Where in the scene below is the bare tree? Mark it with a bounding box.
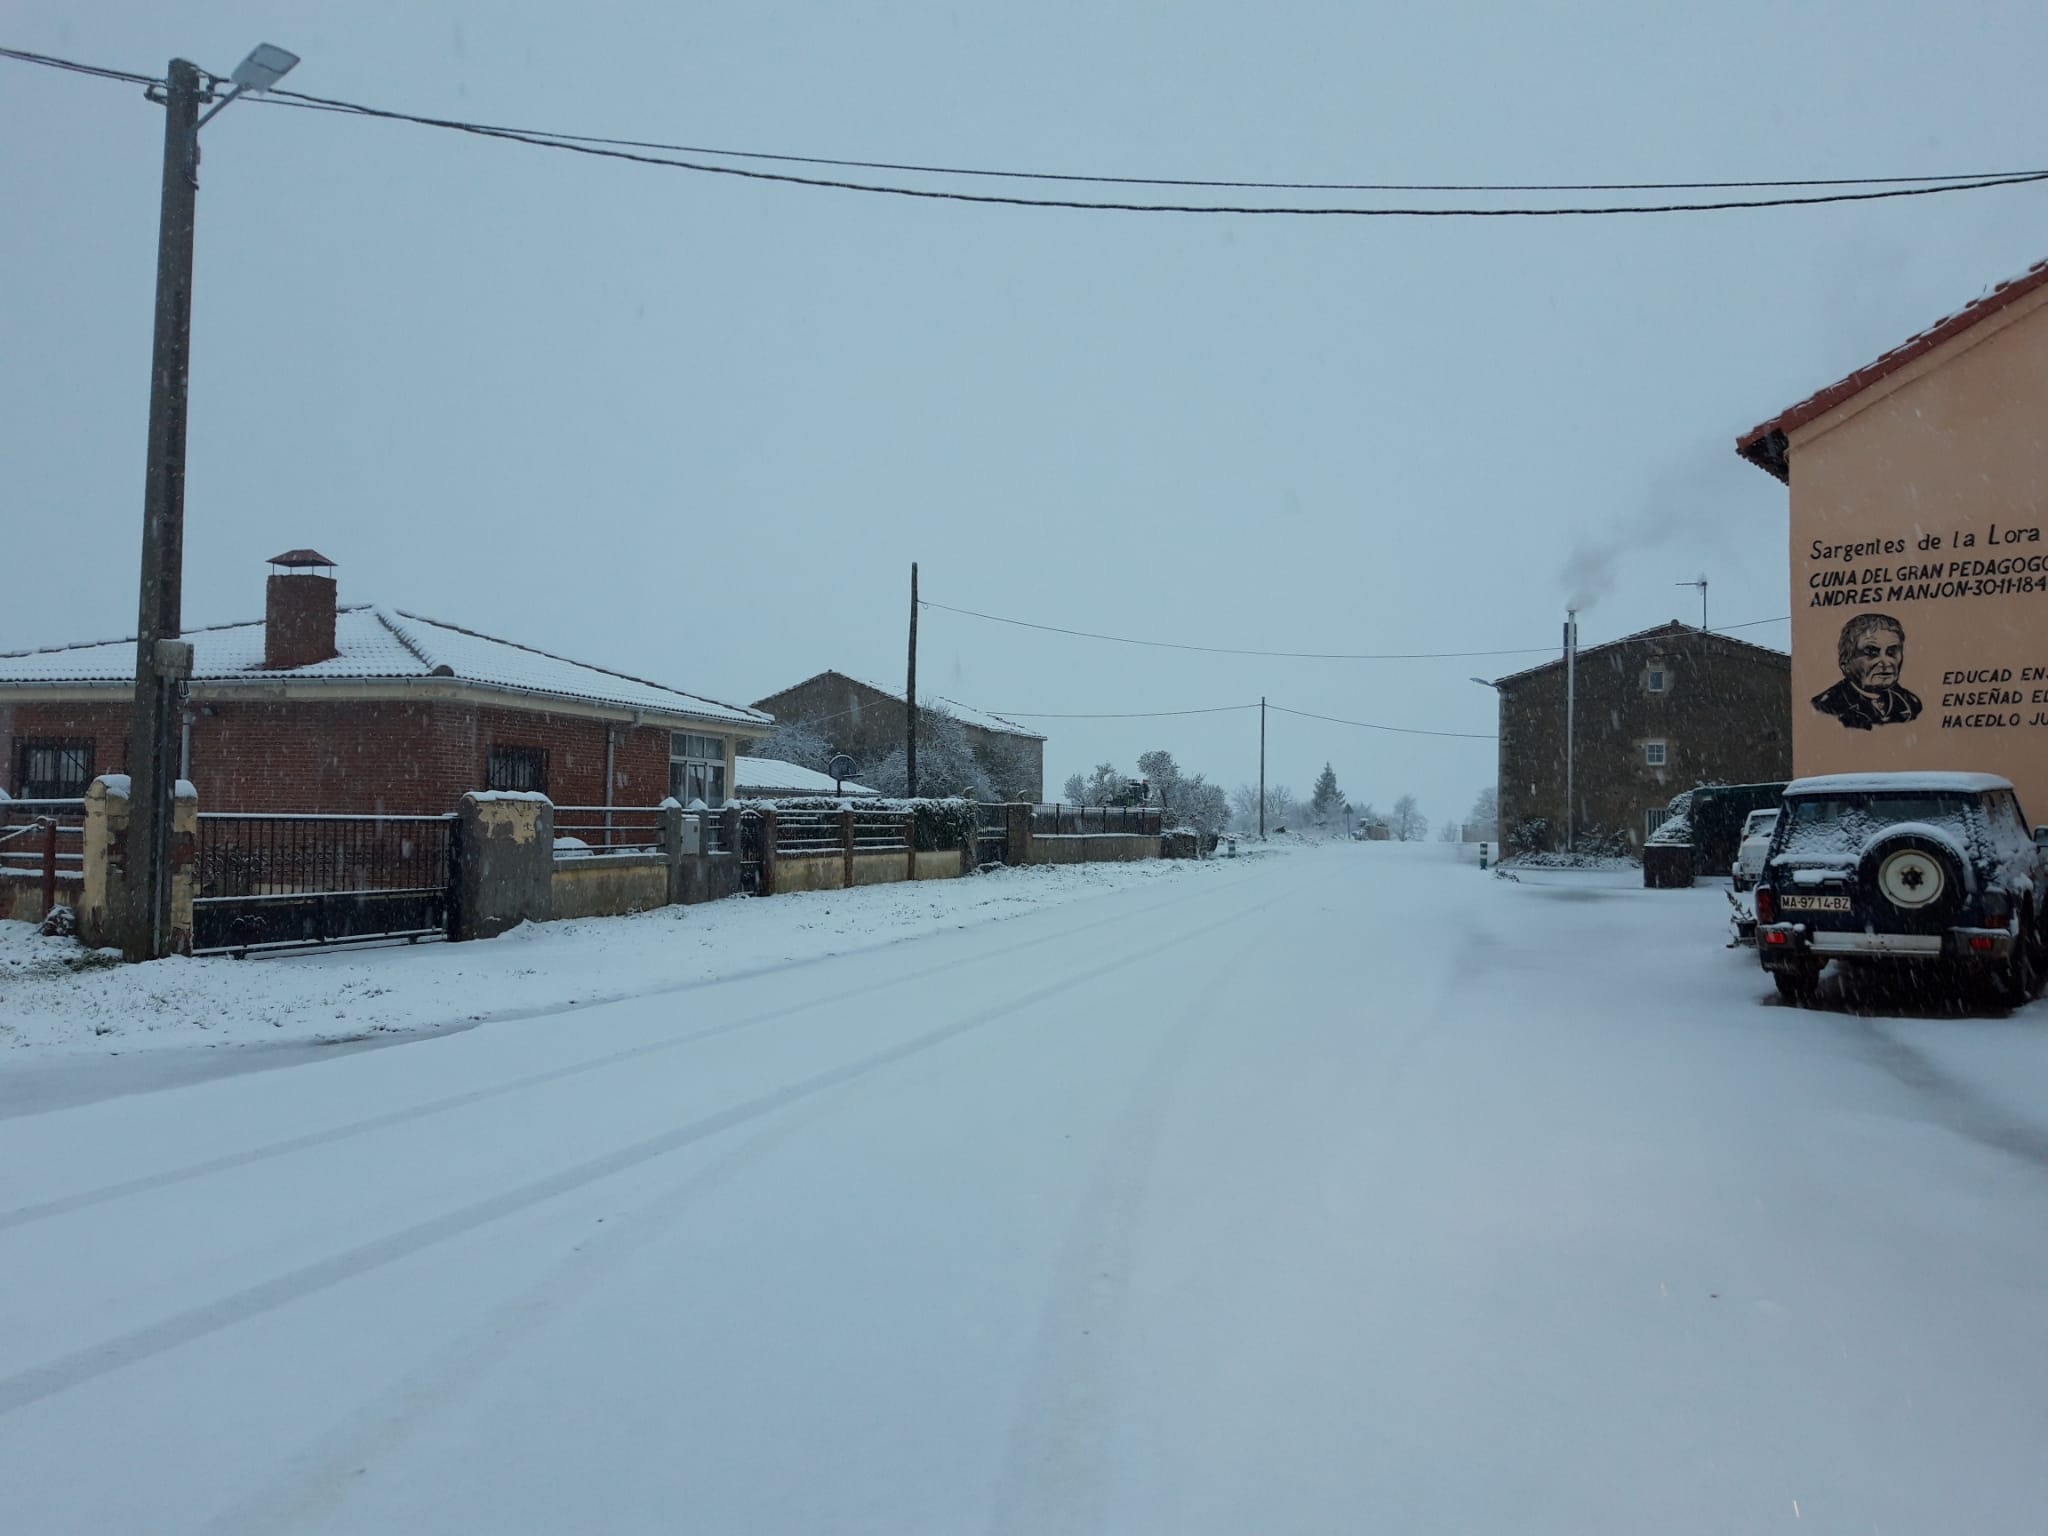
[868,708,990,799]
[1466,786,1499,843]
[1390,793,1427,841]
[750,720,834,773]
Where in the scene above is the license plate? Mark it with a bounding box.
[1780,894,1851,912]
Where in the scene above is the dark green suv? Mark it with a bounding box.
[1756,771,2048,1007]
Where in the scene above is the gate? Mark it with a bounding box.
[736,807,766,895]
[974,802,1010,867]
[193,812,459,955]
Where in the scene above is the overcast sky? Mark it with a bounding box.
[6,2,2047,824]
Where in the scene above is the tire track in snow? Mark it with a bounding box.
[0,865,1270,1233]
[0,883,1304,1420]
[192,1081,864,1536]
[987,902,1288,1536]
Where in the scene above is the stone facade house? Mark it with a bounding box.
[1489,621,1791,853]
[750,671,1045,801]
[0,553,767,815]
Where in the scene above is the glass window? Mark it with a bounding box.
[1646,668,1667,693]
[1644,806,1665,839]
[486,745,548,794]
[1644,741,1667,767]
[15,738,94,799]
[670,733,728,807]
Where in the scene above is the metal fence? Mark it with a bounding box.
[192,811,458,954]
[767,807,915,857]
[0,797,86,912]
[771,808,843,855]
[1030,803,1163,836]
[552,804,665,857]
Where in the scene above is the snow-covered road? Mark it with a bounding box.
[4,844,2047,1533]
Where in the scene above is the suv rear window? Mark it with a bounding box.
[1778,793,1975,853]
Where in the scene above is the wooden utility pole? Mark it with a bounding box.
[1259,696,1267,840]
[124,59,203,961]
[906,562,919,797]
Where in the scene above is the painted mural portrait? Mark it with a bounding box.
[1812,613,1922,730]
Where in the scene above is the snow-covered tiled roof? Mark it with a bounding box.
[734,756,879,796]
[0,605,768,727]
[1738,256,2048,482]
[1489,620,1788,687]
[761,671,1043,741]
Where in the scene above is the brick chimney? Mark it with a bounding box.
[263,549,339,669]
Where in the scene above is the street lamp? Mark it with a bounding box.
[197,43,300,126]
[1469,676,1498,689]
[124,45,298,960]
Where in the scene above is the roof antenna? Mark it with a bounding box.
[1675,576,1707,631]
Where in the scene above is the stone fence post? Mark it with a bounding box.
[77,774,197,955]
[455,792,554,940]
[1006,801,1034,866]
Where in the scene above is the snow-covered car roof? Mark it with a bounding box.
[1784,771,2015,797]
[0,605,768,727]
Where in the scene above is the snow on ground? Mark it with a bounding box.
[2,842,2046,1534]
[0,856,1213,1059]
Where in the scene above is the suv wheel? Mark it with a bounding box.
[1773,964,1822,1006]
[1858,831,1968,934]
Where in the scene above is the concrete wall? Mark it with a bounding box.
[1782,287,2048,822]
[551,853,670,921]
[0,871,74,926]
[673,853,742,906]
[851,850,912,887]
[914,848,964,881]
[773,852,846,894]
[1496,627,1791,852]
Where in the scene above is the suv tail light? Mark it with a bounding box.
[1980,889,2010,925]
[1755,885,1776,924]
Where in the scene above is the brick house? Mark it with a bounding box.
[1488,621,1791,852]
[750,671,1045,801]
[0,553,768,814]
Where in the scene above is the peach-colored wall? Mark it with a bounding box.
[1784,287,2048,823]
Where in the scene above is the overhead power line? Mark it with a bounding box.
[243,88,2048,195]
[980,704,1262,720]
[1267,704,1495,740]
[923,598,1788,661]
[238,90,2048,217]
[986,699,1494,739]
[8,46,2045,215]
[0,44,160,86]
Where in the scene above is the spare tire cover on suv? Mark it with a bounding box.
[1857,830,1968,933]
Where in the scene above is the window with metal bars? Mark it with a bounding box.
[486,745,548,794]
[15,738,94,798]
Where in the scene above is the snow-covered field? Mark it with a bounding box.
[3,841,2046,1533]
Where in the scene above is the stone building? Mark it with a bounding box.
[1488,621,1791,853]
[750,671,1045,801]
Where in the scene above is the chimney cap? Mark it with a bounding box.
[268,548,336,572]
